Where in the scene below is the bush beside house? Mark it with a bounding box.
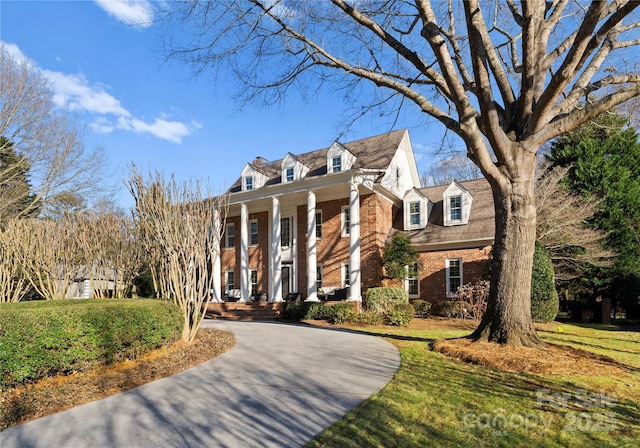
[531,242,559,322]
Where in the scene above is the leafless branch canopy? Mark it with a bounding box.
[164,0,640,185]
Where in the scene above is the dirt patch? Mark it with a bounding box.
[432,338,627,375]
[1,328,235,430]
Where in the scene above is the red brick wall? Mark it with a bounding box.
[417,245,492,304]
[220,212,269,294]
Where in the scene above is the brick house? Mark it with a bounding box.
[210,129,494,306]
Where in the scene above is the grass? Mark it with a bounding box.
[307,319,640,448]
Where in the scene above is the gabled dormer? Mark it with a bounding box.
[327,142,356,174]
[281,153,309,183]
[240,163,269,191]
[443,181,473,226]
[403,188,432,230]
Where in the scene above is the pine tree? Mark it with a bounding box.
[0,136,39,219]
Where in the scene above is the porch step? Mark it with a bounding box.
[205,302,284,320]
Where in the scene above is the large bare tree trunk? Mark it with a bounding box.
[471,155,542,346]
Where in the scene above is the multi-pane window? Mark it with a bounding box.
[342,263,350,288]
[315,211,322,239]
[244,176,253,191]
[446,258,462,296]
[332,156,342,173]
[407,263,419,296]
[285,167,294,182]
[409,201,420,226]
[225,223,235,248]
[341,206,350,236]
[281,217,291,248]
[450,195,462,221]
[250,220,258,246]
[250,269,258,298]
[226,271,235,292]
[316,264,323,290]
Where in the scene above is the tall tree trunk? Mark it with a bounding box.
[471,155,543,347]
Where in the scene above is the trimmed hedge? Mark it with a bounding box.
[435,301,473,318]
[364,287,409,314]
[531,242,559,322]
[411,300,432,318]
[0,299,183,388]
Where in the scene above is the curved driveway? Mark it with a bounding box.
[1,320,400,448]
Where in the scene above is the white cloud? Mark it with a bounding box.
[2,41,197,144]
[117,116,200,144]
[43,70,131,117]
[94,0,155,29]
[90,117,115,134]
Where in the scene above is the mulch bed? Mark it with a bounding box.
[1,328,235,430]
[432,338,628,375]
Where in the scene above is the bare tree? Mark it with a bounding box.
[163,1,640,346]
[75,210,141,298]
[10,218,81,300]
[127,168,227,343]
[420,153,482,186]
[0,45,109,220]
[0,221,30,303]
[536,164,615,280]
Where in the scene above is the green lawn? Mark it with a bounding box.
[308,322,639,448]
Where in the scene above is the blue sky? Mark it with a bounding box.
[1,0,447,206]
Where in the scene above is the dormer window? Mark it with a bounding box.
[280,153,309,184]
[450,195,462,221]
[403,188,431,230]
[327,141,356,174]
[285,167,294,182]
[244,176,253,191]
[332,156,342,173]
[443,182,473,226]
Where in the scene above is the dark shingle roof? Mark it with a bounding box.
[228,130,407,193]
[406,178,495,246]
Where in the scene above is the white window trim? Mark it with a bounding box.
[250,269,258,298]
[342,263,350,288]
[281,216,291,248]
[225,270,235,292]
[332,156,342,173]
[225,223,235,248]
[409,201,421,226]
[449,195,462,222]
[284,166,295,183]
[249,219,258,246]
[316,263,323,290]
[341,205,350,237]
[315,210,322,239]
[445,258,463,298]
[244,176,254,191]
[405,262,420,298]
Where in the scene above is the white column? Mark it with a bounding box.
[240,202,250,302]
[348,179,362,301]
[306,190,318,302]
[271,196,283,302]
[211,209,222,302]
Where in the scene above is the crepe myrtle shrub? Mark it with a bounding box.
[455,281,490,320]
[0,299,182,389]
[531,241,559,323]
[411,300,432,318]
[365,287,409,314]
[385,303,415,326]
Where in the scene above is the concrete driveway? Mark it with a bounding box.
[1,320,400,448]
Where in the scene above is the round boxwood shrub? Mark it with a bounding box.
[364,287,409,314]
[385,303,414,326]
[0,299,183,388]
[531,241,559,322]
[411,300,432,318]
